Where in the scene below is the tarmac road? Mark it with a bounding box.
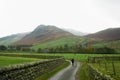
[48,61,80,80]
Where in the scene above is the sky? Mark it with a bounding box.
[0,0,120,37]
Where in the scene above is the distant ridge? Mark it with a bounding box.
[85,28,120,41]
[14,25,74,45]
[0,32,29,46]
[62,28,87,36]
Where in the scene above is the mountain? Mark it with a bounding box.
[14,25,74,45]
[85,28,120,41]
[0,33,29,46]
[62,28,87,36]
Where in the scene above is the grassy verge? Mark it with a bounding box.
[35,61,70,80]
[79,63,89,80]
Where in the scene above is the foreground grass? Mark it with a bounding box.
[36,61,70,80]
[0,56,40,67]
[79,63,89,80]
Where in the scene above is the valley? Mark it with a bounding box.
[0,25,120,80]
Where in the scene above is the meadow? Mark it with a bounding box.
[37,53,120,61]
[1,53,120,61]
[0,56,40,67]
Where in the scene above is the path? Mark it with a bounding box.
[48,61,80,80]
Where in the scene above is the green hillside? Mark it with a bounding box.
[0,33,28,46]
[92,40,120,52]
[0,37,21,46]
[32,37,85,50]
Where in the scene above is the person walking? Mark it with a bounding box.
[71,58,74,66]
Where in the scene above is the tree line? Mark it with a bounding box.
[0,44,116,54]
[0,45,34,52]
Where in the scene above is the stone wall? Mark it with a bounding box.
[0,58,65,80]
[88,64,114,80]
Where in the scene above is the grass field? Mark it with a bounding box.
[1,53,120,61]
[0,56,40,67]
[37,53,120,61]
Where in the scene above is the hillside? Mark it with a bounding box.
[0,33,29,46]
[32,36,85,50]
[92,40,120,52]
[14,25,74,45]
[85,28,120,41]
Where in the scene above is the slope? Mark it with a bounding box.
[32,36,85,50]
[0,33,29,46]
[14,25,74,45]
[92,40,120,52]
[85,28,120,41]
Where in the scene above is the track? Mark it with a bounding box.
[48,61,80,80]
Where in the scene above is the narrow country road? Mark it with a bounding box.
[48,61,80,80]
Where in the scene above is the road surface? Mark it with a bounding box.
[48,61,80,80]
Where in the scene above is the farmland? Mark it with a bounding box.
[0,53,65,80]
[0,53,120,80]
[1,53,120,61]
[0,56,40,67]
[37,53,120,61]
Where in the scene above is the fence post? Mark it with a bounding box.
[112,62,116,75]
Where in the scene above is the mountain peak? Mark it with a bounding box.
[35,25,57,30]
[32,25,62,33]
[14,24,74,45]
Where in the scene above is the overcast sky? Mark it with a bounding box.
[0,0,120,37]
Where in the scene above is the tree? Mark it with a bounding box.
[0,45,7,51]
[37,48,42,53]
[94,47,116,54]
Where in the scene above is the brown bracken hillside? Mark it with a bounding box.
[14,25,74,45]
[85,28,120,41]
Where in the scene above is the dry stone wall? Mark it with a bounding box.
[0,58,65,80]
[88,64,114,80]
